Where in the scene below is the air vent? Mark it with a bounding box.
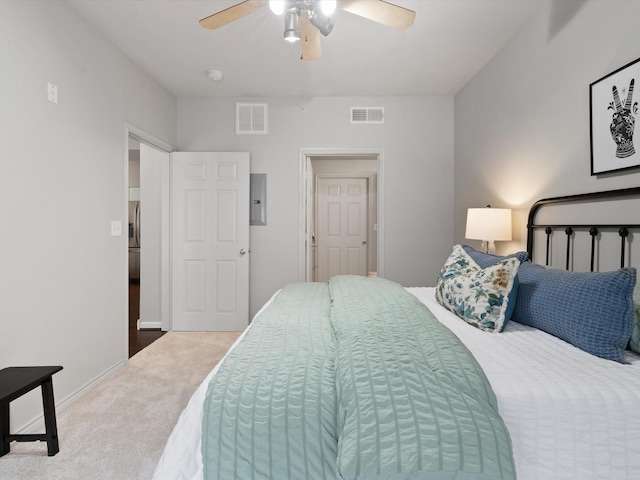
[236,102,268,135]
[350,107,384,124]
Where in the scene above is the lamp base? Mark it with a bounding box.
[480,240,496,254]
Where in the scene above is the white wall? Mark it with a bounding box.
[0,1,176,430]
[129,150,140,187]
[178,96,454,316]
[139,144,164,329]
[455,0,640,254]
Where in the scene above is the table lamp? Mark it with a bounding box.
[465,206,512,253]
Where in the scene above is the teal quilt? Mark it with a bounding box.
[202,276,516,480]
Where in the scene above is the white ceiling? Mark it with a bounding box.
[67,0,545,98]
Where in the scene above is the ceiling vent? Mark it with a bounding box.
[350,107,384,124]
[236,102,268,135]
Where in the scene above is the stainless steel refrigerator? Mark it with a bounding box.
[128,200,140,281]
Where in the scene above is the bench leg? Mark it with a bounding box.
[0,400,9,457]
[41,378,59,456]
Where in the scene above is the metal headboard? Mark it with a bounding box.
[526,187,640,271]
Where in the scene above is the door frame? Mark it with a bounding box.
[298,147,385,281]
[123,123,174,359]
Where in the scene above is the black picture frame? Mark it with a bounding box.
[590,57,640,175]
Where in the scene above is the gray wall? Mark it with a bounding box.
[455,0,640,255]
[0,1,176,430]
[178,96,454,316]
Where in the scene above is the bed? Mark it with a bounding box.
[154,188,640,480]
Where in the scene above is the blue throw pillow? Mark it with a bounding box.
[628,289,640,354]
[512,262,636,363]
[462,245,529,267]
[462,245,528,323]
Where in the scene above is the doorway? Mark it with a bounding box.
[124,125,172,359]
[127,140,165,357]
[299,149,384,282]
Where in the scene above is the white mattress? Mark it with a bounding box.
[154,287,640,480]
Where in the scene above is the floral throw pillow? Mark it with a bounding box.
[436,245,521,333]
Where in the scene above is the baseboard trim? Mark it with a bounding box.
[139,320,161,330]
[18,359,127,434]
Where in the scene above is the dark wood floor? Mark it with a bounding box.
[129,281,166,358]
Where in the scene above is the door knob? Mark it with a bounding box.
[240,249,247,255]
[362,240,367,245]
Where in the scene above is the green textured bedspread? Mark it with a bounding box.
[202,276,516,480]
[201,282,337,479]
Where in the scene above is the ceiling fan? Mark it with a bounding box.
[199,0,416,61]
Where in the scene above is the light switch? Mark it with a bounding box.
[111,220,122,236]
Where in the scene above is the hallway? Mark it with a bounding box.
[129,281,165,357]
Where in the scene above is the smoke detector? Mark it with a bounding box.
[207,69,223,81]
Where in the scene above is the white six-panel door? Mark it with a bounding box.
[316,176,368,282]
[171,152,250,331]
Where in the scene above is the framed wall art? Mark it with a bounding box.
[590,56,640,175]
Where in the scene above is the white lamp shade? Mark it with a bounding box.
[465,208,512,241]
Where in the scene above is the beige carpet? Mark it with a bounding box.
[0,331,241,480]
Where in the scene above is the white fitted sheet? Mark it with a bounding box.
[154,287,640,480]
[409,287,640,480]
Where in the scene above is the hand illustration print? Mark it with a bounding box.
[609,78,636,158]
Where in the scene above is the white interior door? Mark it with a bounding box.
[171,152,250,331]
[316,176,368,281]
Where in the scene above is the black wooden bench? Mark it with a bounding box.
[0,366,63,456]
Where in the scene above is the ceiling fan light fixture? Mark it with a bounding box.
[318,0,337,16]
[309,10,335,36]
[269,0,287,15]
[284,9,300,42]
[199,0,416,60]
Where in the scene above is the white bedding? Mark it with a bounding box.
[410,288,640,480]
[154,287,640,480]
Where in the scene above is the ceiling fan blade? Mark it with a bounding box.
[300,11,322,61]
[199,0,266,30]
[340,0,416,30]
